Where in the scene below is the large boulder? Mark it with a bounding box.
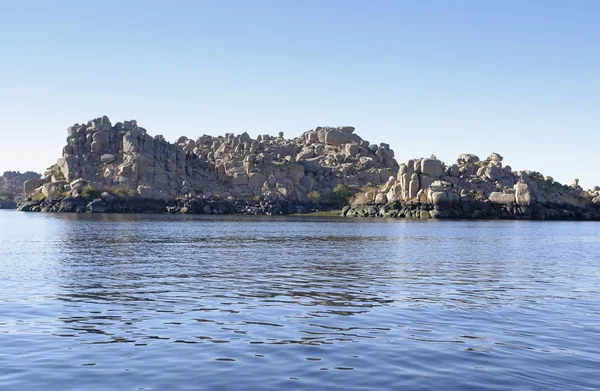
[421,159,443,178]
[305,131,319,143]
[485,165,503,181]
[449,164,460,177]
[123,133,139,153]
[92,131,110,145]
[374,193,387,205]
[428,184,459,207]
[59,196,86,213]
[386,183,403,203]
[398,164,407,177]
[239,132,251,143]
[408,173,419,199]
[86,198,107,213]
[56,155,78,182]
[488,152,503,162]
[514,182,533,206]
[323,129,361,146]
[399,173,410,200]
[299,175,315,192]
[337,126,356,134]
[419,174,436,190]
[345,143,359,156]
[299,158,322,174]
[458,153,480,164]
[429,191,448,206]
[101,154,116,164]
[488,192,515,204]
[296,149,315,161]
[287,164,305,182]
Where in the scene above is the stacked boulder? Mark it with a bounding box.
[588,187,600,206]
[345,153,600,221]
[20,117,398,213]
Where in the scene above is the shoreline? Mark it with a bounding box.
[12,195,600,221]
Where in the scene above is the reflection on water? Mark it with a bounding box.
[0,211,599,391]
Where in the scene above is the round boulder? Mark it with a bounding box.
[101,154,116,164]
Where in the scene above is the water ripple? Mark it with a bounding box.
[0,211,599,390]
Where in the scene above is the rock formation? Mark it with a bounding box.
[0,171,41,209]
[19,117,397,213]
[344,153,600,220]
[14,116,599,220]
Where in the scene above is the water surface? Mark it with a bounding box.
[0,210,599,390]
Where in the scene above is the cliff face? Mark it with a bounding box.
[0,171,41,208]
[25,116,397,206]
[345,153,600,220]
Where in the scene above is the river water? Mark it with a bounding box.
[0,210,598,390]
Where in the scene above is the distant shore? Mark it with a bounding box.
[0,200,17,210]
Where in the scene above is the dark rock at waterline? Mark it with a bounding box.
[59,196,86,213]
[165,196,325,216]
[16,194,330,216]
[86,198,107,213]
[344,198,600,221]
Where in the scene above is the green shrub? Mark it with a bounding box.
[275,161,288,168]
[81,185,102,200]
[307,190,321,203]
[31,192,45,202]
[109,185,138,199]
[55,166,65,180]
[47,189,67,200]
[472,192,484,201]
[0,190,15,200]
[349,191,371,206]
[330,184,349,208]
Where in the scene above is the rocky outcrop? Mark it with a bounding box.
[20,117,397,213]
[15,116,599,220]
[0,171,41,208]
[345,153,600,221]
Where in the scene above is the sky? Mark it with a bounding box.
[0,0,598,188]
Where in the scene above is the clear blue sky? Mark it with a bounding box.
[1,0,598,188]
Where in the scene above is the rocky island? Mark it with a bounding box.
[17,116,396,215]
[13,116,600,220]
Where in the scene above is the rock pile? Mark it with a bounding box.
[587,186,600,207]
[14,116,599,220]
[345,153,600,221]
[20,117,397,213]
